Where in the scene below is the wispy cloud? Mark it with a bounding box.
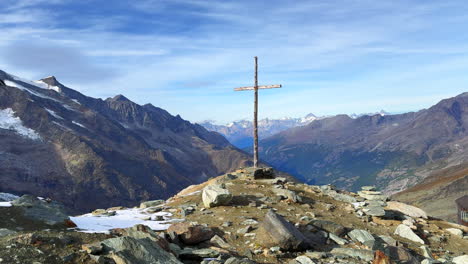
[0,0,468,122]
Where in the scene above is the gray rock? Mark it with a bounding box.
[420,245,433,259]
[329,233,347,245]
[309,219,346,236]
[364,206,386,217]
[224,257,255,264]
[0,228,16,237]
[330,248,374,261]
[445,228,463,238]
[256,210,310,251]
[253,167,275,179]
[358,191,387,201]
[384,246,419,264]
[11,195,70,226]
[386,201,428,219]
[361,186,376,191]
[179,248,220,260]
[202,185,233,208]
[324,190,357,203]
[210,235,230,249]
[294,256,316,264]
[394,224,425,244]
[453,255,468,264]
[347,229,375,248]
[139,200,165,208]
[237,226,253,235]
[272,188,302,203]
[101,236,182,264]
[377,235,397,247]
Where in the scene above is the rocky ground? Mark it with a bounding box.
[0,167,467,264]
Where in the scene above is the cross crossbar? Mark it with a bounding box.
[234,84,282,91]
[233,56,282,168]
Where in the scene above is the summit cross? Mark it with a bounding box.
[234,56,282,168]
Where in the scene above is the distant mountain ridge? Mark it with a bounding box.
[0,70,252,213]
[199,114,320,148]
[258,92,468,198]
[200,111,391,149]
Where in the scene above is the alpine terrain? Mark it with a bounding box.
[0,70,253,213]
[258,92,468,219]
[0,168,467,263]
[199,114,319,148]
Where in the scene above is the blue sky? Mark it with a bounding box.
[1,0,468,123]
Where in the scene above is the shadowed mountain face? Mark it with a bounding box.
[0,70,252,213]
[259,92,468,195]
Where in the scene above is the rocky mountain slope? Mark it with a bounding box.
[393,162,468,223]
[199,114,319,148]
[0,70,252,213]
[259,92,468,198]
[0,167,467,264]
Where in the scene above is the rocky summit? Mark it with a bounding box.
[0,167,467,264]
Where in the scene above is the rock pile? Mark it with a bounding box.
[0,167,467,264]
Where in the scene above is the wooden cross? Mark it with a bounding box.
[234,56,282,168]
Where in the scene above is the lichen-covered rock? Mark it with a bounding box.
[100,236,182,264]
[11,195,71,226]
[202,185,232,208]
[256,210,310,251]
[167,222,214,245]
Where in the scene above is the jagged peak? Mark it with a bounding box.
[108,94,131,102]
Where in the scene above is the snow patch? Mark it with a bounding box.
[0,108,41,140]
[70,207,181,233]
[72,121,86,128]
[35,80,60,92]
[4,80,61,103]
[0,192,19,202]
[9,74,48,89]
[0,202,12,207]
[45,108,63,119]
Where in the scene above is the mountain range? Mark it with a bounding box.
[199,114,319,148]
[0,70,252,213]
[200,111,390,149]
[257,93,468,220]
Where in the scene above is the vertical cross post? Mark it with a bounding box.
[234,57,282,169]
[253,56,259,168]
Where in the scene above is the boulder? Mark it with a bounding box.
[179,248,220,260]
[385,201,428,219]
[272,188,302,203]
[364,206,385,217]
[347,229,375,248]
[167,222,214,245]
[323,190,357,203]
[445,228,463,238]
[309,220,346,236]
[111,224,170,252]
[202,185,232,208]
[453,255,468,264]
[329,233,347,245]
[256,210,310,251]
[140,200,165,209]
[294,256,316,264]
[394,224,425,244]
[100,236,182,264]
[11,195,70,226]
[358,191,387,201]
[253,167,275,179]
[383,246,419,264]
[330,248,374,261]
[210,235,231,249]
